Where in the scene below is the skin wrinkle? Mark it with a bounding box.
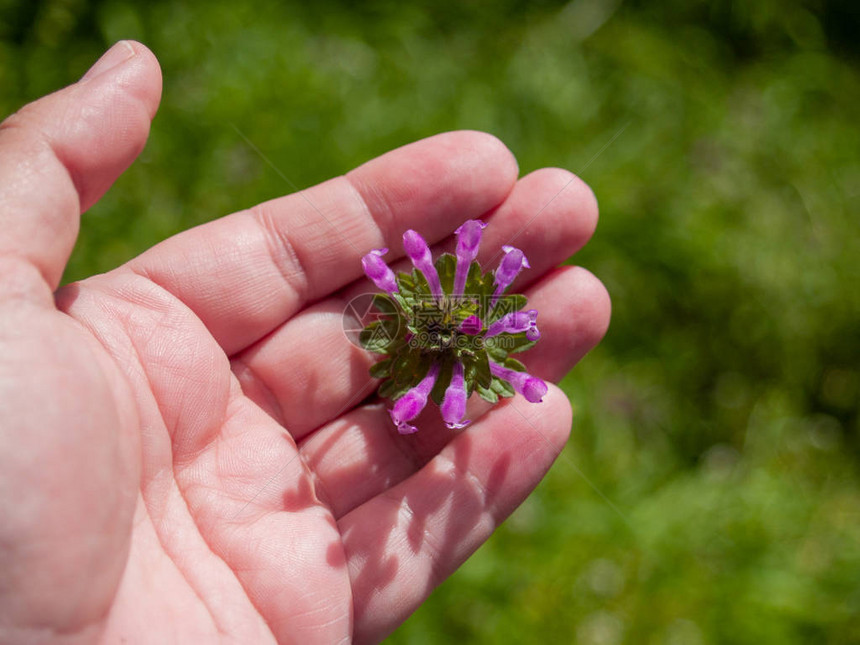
[249,206,311,309]
[88,271,231,462]
[138,498,231,640]
[54,103,95,209]
[297,413,400,521]
[58,276,230,588]
[225,513,346,643]
[0,623,104,645]
[0,110,64,182]
[0,256,54,306]
[166,484,275,642]
[323,176,386,254]
[382,424,439,478]
[165,384,352,642]
[60,289,170,520]
[431,448,494,519]
[343,172,394,251]
[0,121,79,283]
[351,487,449,615]
[230,355,288,427]
[299,451,337,513]
[121,392,280,641]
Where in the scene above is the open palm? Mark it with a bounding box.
[0,43,609,644]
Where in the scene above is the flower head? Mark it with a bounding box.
[360,221,544,434]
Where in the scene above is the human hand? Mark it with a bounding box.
[0,42,610,644]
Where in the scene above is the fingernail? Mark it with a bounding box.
[80,41,136,81]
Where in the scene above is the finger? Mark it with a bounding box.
[0,41,161,290]
[125,131,519,355]
[232,168,601,437]
[442,166,599,291]
[299,266,610,518]
[340,384,573,644]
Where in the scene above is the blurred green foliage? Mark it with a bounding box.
[2,0,859,642]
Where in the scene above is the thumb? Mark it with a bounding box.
[0,40,162,290]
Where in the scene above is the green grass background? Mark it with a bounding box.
[2,0,859,642]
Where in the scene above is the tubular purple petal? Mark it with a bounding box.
[361,247,398,294]
[521,377,548,403]
[441,361,469,429]
[389,362,440,434]
[458,315,483,335]
[492,245,530,301]
[403,230,443,299]
[389,408,418,435]
[489,360,548,403]
[485,310,537,338]
[453,220,486,297]
[525,309,540,341]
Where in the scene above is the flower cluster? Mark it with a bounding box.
[360,220,547,434]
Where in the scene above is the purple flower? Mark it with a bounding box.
[361,248,398,294]
[361,219,547,435]
[441,361,470,429]
[389,362,440,434]
[485,309,540,341]
[493,245,530,299]
[453,219,486,297]
[489,361,548,403]
[403,230,443,299]
[458,314,483,335]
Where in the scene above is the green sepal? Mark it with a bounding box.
[461,261,495,318]
[429,357,454,405]
[392,292,411,312]
[487,293,528,324]
[472,348,492,389]
[396,270,416,296]
[464,260,485,295]
[397,268,432,303]
[378,377,413,401]
[392,348,422,385]
[359,319,399,354]
[476,383,499,404]
[504,356,527,372]
[435,253,456,294]
[369,357,392,379]
[501,332,537,355]
[462,356,477,396]
[372,293,398,315]
[484,341,508,364]
[510,340,537,354]
[490,377,516,398]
